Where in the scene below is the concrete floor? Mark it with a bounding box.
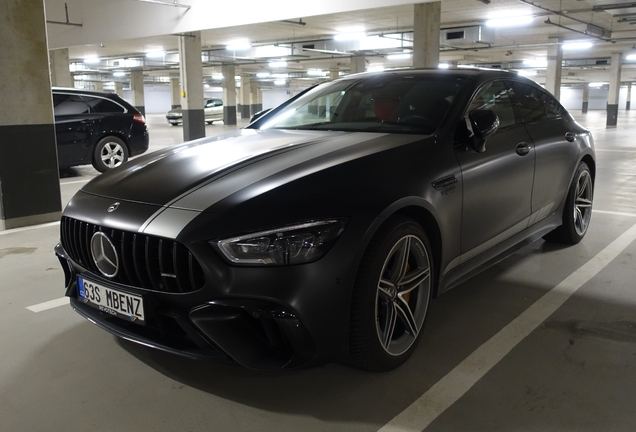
[1,111,635,431]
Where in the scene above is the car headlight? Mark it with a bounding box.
[213,220,346,266]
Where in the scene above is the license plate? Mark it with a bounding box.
[77,276,145,323]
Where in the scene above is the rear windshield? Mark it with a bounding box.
[256,74,466,134]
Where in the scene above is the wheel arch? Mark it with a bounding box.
[362,197,443,298]
[580,154,596,182]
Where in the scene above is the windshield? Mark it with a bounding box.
[256,74,466,134]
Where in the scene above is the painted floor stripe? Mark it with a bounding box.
[0,221,60,236]
[378,221,636,432]
[60,179,91,185]
[594,209,636,218]
[26,297,69,313]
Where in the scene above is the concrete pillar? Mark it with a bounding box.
[607,52,622,128]
[222,64,237,125]
[94,81,103,91]
[130,70,145,116]
[114,82,124,97]
[627,84,632,111]
[330,68,339,80]
[350,56,366,74]
[249,81,262,114]
[170,77,180,109]
[240,74,251,118]
[179,31,205,140]
[545,44,563,100]
[582,84,589,114]
[50,48,72,87]
[413,2,441,69]
[0,0,61,230]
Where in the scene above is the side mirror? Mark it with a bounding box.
[468,109,499,153]
[250,108,271,123]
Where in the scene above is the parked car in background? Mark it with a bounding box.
[53,87,149,172]
[166,98,224,125]
[56,69,595,372]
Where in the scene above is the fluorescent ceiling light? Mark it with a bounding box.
[523,58,548,68]
[113,71,126,77]
[485,15,533,27]
[307,69,327,76]
[272,73,289,78]
[517,70,537,77]
[226,42,252,51]
[626,54,636,61]
[438,63,450,69]
[589,82,606,87]
[269,61,288,68]
[146,50,165,58]
[274,80,286,85]
[367,65,385,72]
[256,72,270,78]
[334,32,367,41]
[563,41,593,50]
[212,73,223,80]
[84,56,100,64]
[387,53,412,60]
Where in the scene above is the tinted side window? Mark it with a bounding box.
[53,94,90,115]
[540,91,564,119]
[213,99,223,107]
[82,96,125,113]
[467,80,515,129]
[204,100,214,108]
[509,82,547,123]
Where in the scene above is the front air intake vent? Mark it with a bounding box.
[60,217,205,293]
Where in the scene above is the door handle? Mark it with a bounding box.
[516,142,532,156]
[565,132,576,142]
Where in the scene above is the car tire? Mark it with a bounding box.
[92,136,129,173]
[170,123,179,126]
[544,162,593,244]
[347,216,434,372]
[206,121,214,124]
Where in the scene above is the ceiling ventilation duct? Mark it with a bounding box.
[440,26,495,47]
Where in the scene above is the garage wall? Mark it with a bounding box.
[122,86,223,113]
[560,86,629,111]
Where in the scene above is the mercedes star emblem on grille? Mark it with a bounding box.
[107,202,120,212]
[90,232,119,277]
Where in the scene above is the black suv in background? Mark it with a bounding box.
[53,88,149,172]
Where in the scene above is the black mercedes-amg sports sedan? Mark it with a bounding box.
[55,69,595,371]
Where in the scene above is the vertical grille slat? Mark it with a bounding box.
[60,216,204,293]
[173,242,185,293]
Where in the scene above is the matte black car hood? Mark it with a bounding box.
[81,129,429,211]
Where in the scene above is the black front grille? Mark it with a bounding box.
[61,216,205,293]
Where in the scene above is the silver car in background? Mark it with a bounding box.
[166,98,224,125]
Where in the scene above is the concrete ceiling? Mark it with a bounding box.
[45,0,636,87]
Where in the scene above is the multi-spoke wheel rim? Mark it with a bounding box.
[101,142,125,169]
[375,234,431,356]
[574,170,593,236]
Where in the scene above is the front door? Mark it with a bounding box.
[454,79,535,262]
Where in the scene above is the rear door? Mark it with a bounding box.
[53,93,94,167]
[508,82,581,223]
[454,79,535,262]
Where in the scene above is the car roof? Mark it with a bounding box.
[341,67,541,87]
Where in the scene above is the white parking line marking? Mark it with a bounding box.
[26,297,69,313]
[0,221,60,236]
[594,149,636,153]
[378,221,636,432]
[594,209,636,218]
[60,179,91,185]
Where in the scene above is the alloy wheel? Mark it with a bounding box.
[574,170,593,236]
[375,234,431,356]
[101,142,126,169]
